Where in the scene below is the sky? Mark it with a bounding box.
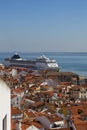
[0,0,87,52]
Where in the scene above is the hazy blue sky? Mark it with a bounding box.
[0,0,87,52]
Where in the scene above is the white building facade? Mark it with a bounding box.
[0,79,11,130]
[11,94,21,109]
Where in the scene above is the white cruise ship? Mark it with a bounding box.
[3,53,59,71]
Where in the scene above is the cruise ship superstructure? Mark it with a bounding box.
[3,53,59,71]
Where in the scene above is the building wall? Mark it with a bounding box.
[11,95,21,109]
[0,79,10,130]
[26,125,39,130]
[79,91,87,99]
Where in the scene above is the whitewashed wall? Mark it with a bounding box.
[0,79,11,130]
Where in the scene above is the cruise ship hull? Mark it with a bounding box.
[3,54,59,71]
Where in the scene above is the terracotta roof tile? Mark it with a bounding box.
[75,123,87,130]
[11,94,17,99]
[13,88,23,93]
[11,107,22,115]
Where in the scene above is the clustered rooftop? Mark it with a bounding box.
[0,64,87,130]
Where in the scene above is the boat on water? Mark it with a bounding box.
[3,53,59,71]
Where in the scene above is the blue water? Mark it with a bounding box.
[0,52,87,76]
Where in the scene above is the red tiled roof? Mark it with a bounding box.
[11,107,22,115]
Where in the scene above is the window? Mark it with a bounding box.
[17,97,19,101]
[2,115,7,130]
